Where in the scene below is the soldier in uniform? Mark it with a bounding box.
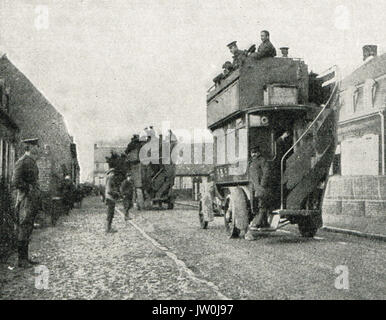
[105,163,120,233]
[120,172,134,221]
[227,41,247,69]
[222,61,234,78]
[61,175,75,215]
[251,30,277,60]
[12,138,41,268]
[246,146,273,234]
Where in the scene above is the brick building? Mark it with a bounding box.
[323,45,386,221]
[93,144,126,186]
[0,76,19,258]
[0,54,80,225]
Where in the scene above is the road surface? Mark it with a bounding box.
[1,197,384,300]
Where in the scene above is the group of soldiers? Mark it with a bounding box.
[213,30,277,86]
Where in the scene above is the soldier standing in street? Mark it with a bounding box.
[251,30,277,60]
[12,138,41,268]
[120,172,134,221]
[105,163,120,233]
[61,175,75,215]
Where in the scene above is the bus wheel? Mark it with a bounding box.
[198,201,208,229]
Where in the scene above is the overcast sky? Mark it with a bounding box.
[1,0,386,181]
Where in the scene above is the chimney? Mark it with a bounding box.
[363,45,377,61]
[280,47,289,58]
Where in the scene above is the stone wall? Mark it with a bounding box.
[322,175,386,220]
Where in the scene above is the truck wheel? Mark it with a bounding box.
[198,202,208,229]
[298,217,318,238]
[167,201,174,209]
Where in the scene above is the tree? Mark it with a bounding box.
[105,151,129,188]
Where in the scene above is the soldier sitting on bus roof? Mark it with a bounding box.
[250,30,277,60]
[212,61,235,87]
[222,61,234,77]
[212,73,224,87]
[227,41,247,69]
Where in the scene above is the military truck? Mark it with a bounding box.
[201,49,339,238]
[125,130,177,210]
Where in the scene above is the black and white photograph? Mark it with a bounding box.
[0,0,385,304]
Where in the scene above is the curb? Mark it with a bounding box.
[321,226,386,241]
[174,201,199,209]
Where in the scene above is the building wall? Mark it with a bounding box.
[0,56,79,191]
[0,86,18,258]
[324,54,386,219]
[336,57,386,176]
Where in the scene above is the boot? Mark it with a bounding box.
[25,241,40,265]
[105,220,117,233]
[17,241,32,268]
[249,212,264,231]
[124,211,132,221]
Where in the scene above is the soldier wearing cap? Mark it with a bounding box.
[12,138,41,267]
[222,61,234,77]
[61,175,75,215]
[120,172,134,221]
[246,146,273,236]
[227,41,247,69]
[105,162,120,233]
[251,30,277,60]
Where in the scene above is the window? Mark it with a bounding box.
[0,139,3,179]
[0,139,16,183]
[363,78,377,109]
[181,176,192,189]
[341,135,379,175]
[344,86,356,115]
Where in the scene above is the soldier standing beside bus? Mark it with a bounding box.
[12,138,41,268]
[246,146,273,233]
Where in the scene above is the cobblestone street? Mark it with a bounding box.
[1,196,385,300]
[0,197,220,300]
